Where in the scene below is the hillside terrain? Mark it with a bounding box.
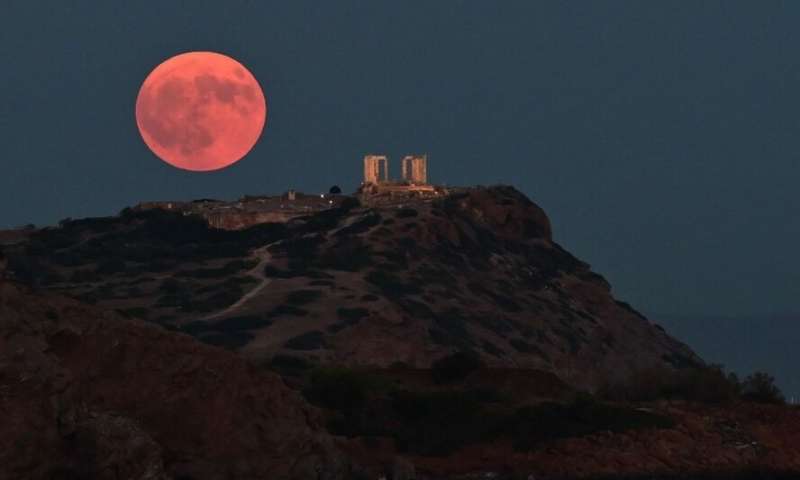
[2,278,800,479]
[2,185,799,479]
[2,186,697,389]
[0,280,346,479]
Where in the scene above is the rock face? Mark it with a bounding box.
[0,281,347,480]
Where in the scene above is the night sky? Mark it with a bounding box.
[2,2,799,393]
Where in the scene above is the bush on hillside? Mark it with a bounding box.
[284,331,326,350]
[507,394,674,452]
[431,350,483,384]
[599,364,743,405]
[741,371,785,404]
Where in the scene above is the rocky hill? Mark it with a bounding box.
[2,186,800,479]
[1,186,696,389]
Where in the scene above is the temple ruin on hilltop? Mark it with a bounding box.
[360,154,437,196]
[133,153,446,230]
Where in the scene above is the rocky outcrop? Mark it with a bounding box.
[0,281,348,480]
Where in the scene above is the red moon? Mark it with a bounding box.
[135,51,267,171]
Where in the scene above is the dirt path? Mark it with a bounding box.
[200,241,277,322]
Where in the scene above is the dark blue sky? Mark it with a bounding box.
[2,2,800,321]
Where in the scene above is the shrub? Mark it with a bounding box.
[160,278,184,294]
[432,308,473,345]
[507,394,674,452]
[337,307,369,322]
[431,351,483,384]
[317,237,372,271]
[365,270,422,296]
[395,208,418,218]
[198,331,253,350]
[304,368,370,413]
[186,285,244,313]
[267,304,308,317]
[741,371,785,404]
[180,320,212,335]
[41,270,66,285]
[327,307,370,333]
[116,307,149,319]
[264,264,301,278]
[176,259,258,278]
[285,289,323,306]
[95,258,126,274]
[334,213,381,237]
[600,364,742,404]
[390,389,492,456]
[284,331,326,350]
[482,340,504,357]
[338,196,360,212]
[270,354,311,372]
[213,315,273,332]
[69,268,99,284]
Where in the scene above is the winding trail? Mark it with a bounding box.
[200,241,278,322]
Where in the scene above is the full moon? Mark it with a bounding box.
[135,51,267,171]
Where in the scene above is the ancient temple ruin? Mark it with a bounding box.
[401,155,427,184]
[360,153,437,198]
[362,154,428,185]
[363,155,389,184]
